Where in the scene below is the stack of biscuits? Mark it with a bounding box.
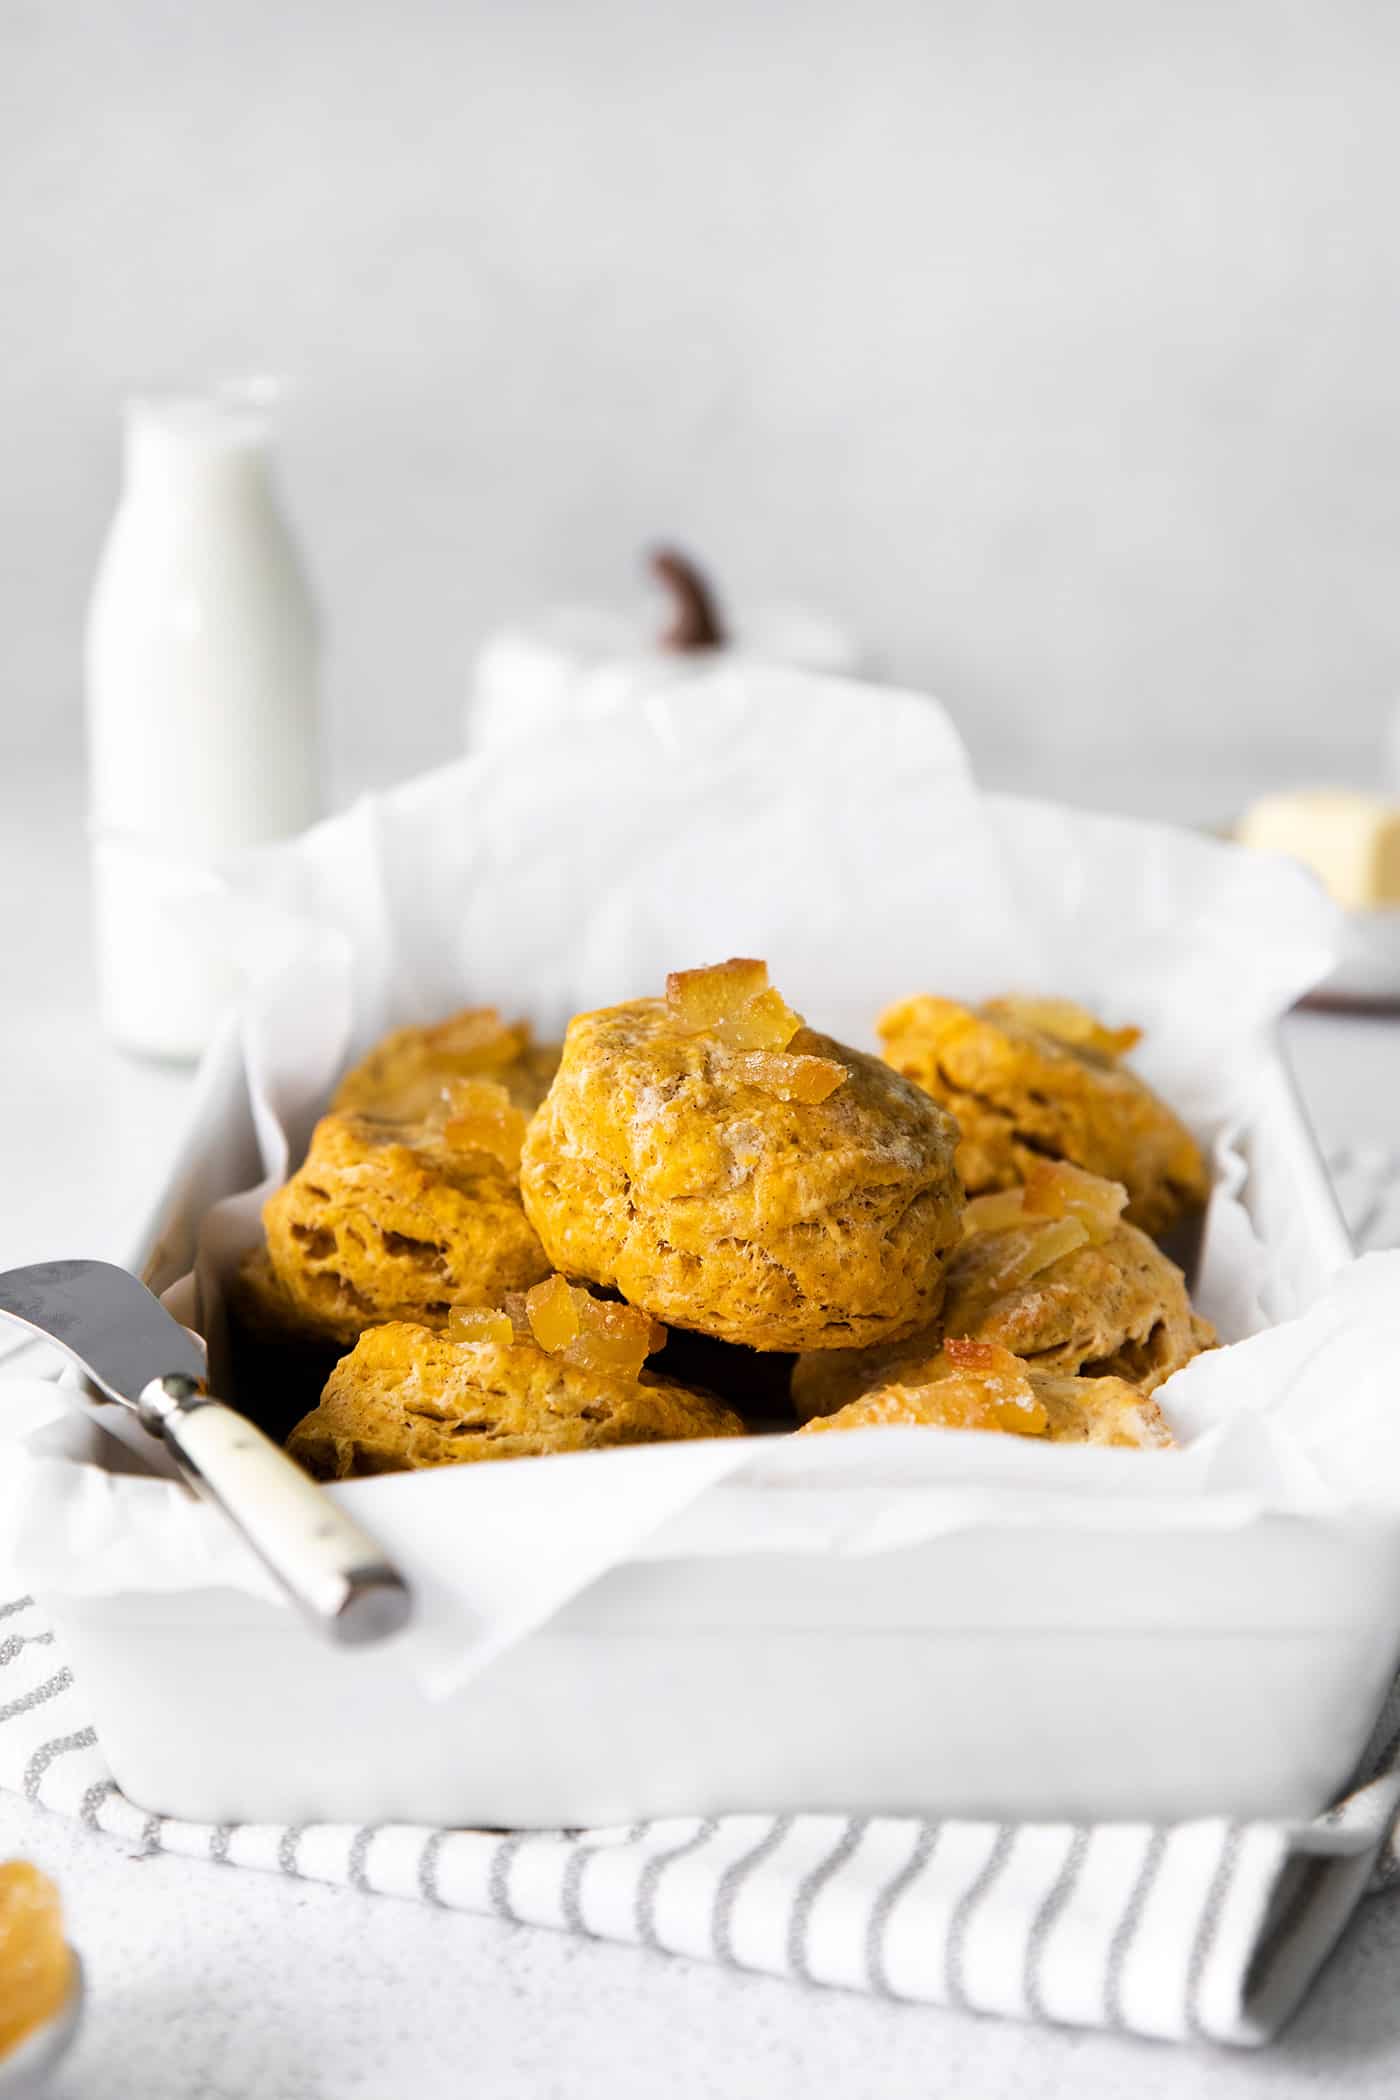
[231,962,1215,1479]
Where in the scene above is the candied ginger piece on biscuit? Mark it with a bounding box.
[665,958,803,1051]
[962,1188,1033,1237]
[437,1077,529,1174]
[973,1215,1090,1297]
[962,1166,1125,1245]
[525,1274,665,1381]
[667,957,770,1028]
[984,997,1141,1061]
[925,1338,1051,1433]
[712,986,804,1052]
[729,1048,846,1104]
[566,1297,667,1380]
[446,1305,516,1348]
[525,1272,580,1353]
[1020,1160,1128,1241]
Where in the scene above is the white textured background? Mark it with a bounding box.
[5,0,1400,786]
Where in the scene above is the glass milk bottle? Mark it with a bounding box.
[85,391,320,1058]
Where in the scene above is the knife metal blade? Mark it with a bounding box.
[0,1258,206,1407]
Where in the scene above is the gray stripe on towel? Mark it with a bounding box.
[1104,1829,1168,2030]
[1184,1827,1243,2041]
[1023,1827,1090,2022]
[0,1632,52,1667]
[278,1826,303,1878]
[420,1829,450,1908]
[486,1832,530,1919]
[945,1827,1016,2010]
[1,1667,72,1727]
[787,1819,867,1982]
[560,1845,596,1936]
[866,1824,942,1998]
[0,1597,34,1623]
[713,1817,794,1966]
[635,1819,720,1950]
[348,1826,381,1893]
[22,1726,96,1801]
[79,1779,117,1830]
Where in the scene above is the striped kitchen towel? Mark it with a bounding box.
[2,1593,1400,2048]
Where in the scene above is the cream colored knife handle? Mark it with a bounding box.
[139,1376,412,1645]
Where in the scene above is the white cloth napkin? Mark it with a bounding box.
[3,1146,1397,2047]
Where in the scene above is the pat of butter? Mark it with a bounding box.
[1237,790,1400,910]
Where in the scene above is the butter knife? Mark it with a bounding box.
[0,1259,411,1645]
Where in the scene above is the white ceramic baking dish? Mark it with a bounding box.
[29,1024,1395,1833]
[10,684,1389,1832]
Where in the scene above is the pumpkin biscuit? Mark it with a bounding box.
[797,1339,1171,1450]
[333,1006,560,1124]
[519,963,965,1353]
[256,1109,550,1349]
[941,1218,1212,1389]
[287,1317,744,1478]
[877,994,1207,1239]
[792,1165,1211,1421]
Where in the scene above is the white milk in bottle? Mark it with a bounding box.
[86,390,320,1057]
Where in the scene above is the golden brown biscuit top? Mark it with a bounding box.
[876,994,1208,1238]
[532,998,959,1209]
[291,1109,525,1203]
[286,1319,744,1478]
[332,1007,561,1125]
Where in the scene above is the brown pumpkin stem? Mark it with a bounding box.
[649,547,726,651]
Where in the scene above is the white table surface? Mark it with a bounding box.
[5,754,1400,2100]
